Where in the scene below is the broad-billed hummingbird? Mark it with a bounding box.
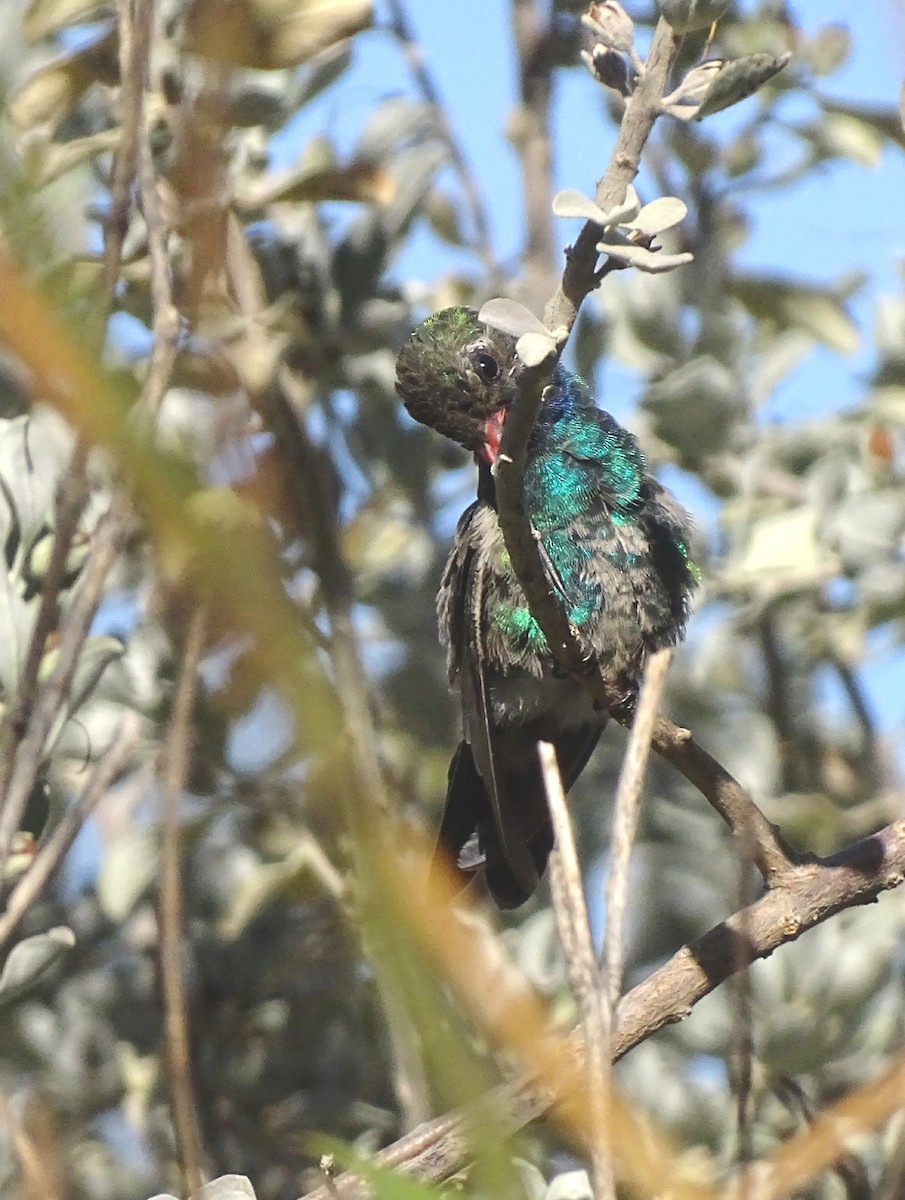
[396,306,698,907]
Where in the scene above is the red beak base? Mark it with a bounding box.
[478,409,506,466]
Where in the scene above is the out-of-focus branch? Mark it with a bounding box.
[296,818,905,1200]
[510,0,557,306]
[103,0,154,297]
[0,447,89,810]
[0,501,129,882]
[137,113,181,418]
[724,1045,905,1200]
[0,714,140,950]
[159,605,208,1197]
[259,383,431,1129]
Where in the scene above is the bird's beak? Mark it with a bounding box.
[478,408,506,466]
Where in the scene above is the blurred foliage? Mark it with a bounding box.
[0,1,903,1199]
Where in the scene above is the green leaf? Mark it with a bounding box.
[820,98,905,152]
[657,0,728,34]
[805,24,851,77]
[23,128,121,186]
[642,357,742,458]
[237,160,394,210]
[802,112,884,168]
[0,927,75,1004]
[96,827,159,921]
[295,40,353,109]
[733,275,859,355]
[696,52,791,119]
[728,506,832,583]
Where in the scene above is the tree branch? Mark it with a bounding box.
[0,714,140,950]
[297,818,905,1200]
[541,742,614,1200]
[159,605,208,1196]
[602,647,671,1007]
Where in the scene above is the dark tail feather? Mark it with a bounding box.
[430,724,603,909]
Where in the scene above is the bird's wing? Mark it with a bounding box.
[459,545,540,900]
[435,503,540,901]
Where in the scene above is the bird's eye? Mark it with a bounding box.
[475,352,499,382]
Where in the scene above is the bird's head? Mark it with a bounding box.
[395,307,521,465]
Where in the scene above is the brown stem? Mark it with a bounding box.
[158,605,208,1195]
[641,716,798,885]
[541,742,614,1200]
[259,383,432,1129]
[602,647,671,1005]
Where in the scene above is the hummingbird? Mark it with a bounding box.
[396,306,698,907]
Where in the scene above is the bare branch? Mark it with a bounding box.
[137,108,181,419]
[541,741,614,1200]
[158,605,208,1196]
[602,647,671,1009]
[103,0,154,297]
[641,718,797,885]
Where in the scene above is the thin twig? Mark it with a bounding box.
[545,17,681,333]
[731,855,756,1176]
[541,741,614,1200]
[642,718,797,885]
[601,647,671,1011]
[0,1090,65,1200]
[493,13,681,673]
[0,502,128,882]
[158,604,208,1196]
[0,715,139,951]
[102,0,154,297]
[137,105,182,418]
[0,0,155,889]
[774,1079,871,1200]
